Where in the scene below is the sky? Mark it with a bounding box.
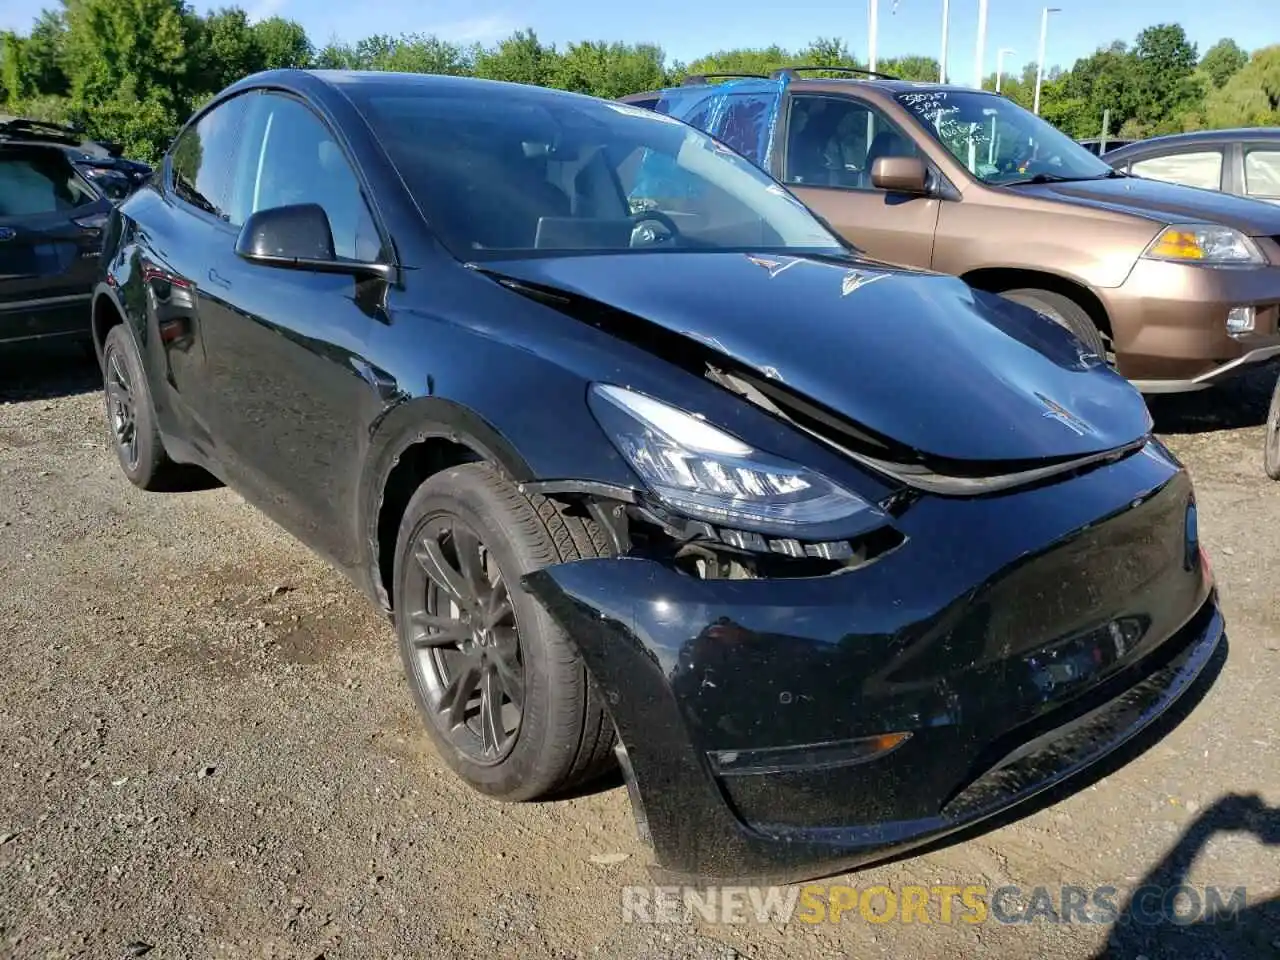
[3,0,1278,83]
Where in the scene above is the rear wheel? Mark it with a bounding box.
[999,287,1109,362]
[101,325,180,490]
[1265,376,1280,481]
[392,462,616,800]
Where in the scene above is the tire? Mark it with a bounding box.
[999,287,1109,362]
[392,462,616,801]
[101,324,178,490]
[1265,377,1280,481]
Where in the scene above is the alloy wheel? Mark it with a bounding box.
[104,346,138,470]
[404,515,524,764]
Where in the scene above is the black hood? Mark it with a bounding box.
[481,251,1152,466]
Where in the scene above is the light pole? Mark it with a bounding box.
[939,0,950,82]
[868,0,878,73]
[995,46,1015,93]
[972,0,989,89]
[1033,6,1061,115]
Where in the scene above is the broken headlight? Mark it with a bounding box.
[588,383,878,535]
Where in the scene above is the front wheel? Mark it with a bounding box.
[392,462,617,800]
[999,287,1109,363]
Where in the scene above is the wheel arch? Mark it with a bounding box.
[362,397,539,617]
[961,267,1114,342]
[91,284,129,367]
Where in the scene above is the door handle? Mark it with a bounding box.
[207,267,231,290]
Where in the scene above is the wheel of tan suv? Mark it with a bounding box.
[1265,375,1280,481]
[392,462,617,800]
[999,288,1109,363]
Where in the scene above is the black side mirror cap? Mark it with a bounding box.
[235,203,393,279]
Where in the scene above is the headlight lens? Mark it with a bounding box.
[1142,224,1263,265]
[588,383,878,533]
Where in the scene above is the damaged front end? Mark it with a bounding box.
[480,251,1220,883]
[516,438,1222,884]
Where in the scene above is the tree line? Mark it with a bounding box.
[2,0,1278,164]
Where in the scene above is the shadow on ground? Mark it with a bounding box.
[1094,793,1280,960]
[1148,364,1279,435]
[0,339,100,404]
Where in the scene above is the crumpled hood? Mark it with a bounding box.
[483,251,1152,465]
[1011,175,1280,236]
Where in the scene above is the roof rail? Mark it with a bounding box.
[771,65,899,81]
[680,72,768,86]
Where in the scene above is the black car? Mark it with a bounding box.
[1,117,121,348]
[91,70,1224,884]
[1077,136,1134,156]
[0,115,153,201]
[1103,128,1280,205]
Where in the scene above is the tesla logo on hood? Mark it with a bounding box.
[1035,392,1092,437]
[841,270,890,297]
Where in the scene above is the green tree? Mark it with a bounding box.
[1199,38,1247,89]
[551,41,666,98]
[192,7,257,93]
[1203,45,1280,126]
[252,16,311,70]
[473,29,557,86]
[1131,23,1202,132]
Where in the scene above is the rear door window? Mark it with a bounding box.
[1244,147,1280,201]
[0,152,95,217]
[715,93,774,162]
[1130,150,1224,191]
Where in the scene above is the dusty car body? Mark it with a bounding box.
[622,72,1280,394]
[92,70,1223,884]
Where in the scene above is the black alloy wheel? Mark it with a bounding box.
[101,324,177,490]
[105,342,138,471]
[403,514,524,764]
[392,462,618,801]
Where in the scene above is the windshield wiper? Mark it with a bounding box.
[1002,170,1126,186]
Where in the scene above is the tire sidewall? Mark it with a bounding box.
[1266,379,1280,480]
[1000,288,1108,362]
[102,325,161,486]
[392,467,569,799]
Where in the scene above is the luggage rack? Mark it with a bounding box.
[680,72,768,85]
[770,65,899,81]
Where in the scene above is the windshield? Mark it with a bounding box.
[346,82,845,260]
[894,89,1114,185]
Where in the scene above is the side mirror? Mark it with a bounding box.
[871,156,930,195]
[235,203,392,279]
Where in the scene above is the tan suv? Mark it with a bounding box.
[622,70,1280,392]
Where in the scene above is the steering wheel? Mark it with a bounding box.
[629,210,681,248]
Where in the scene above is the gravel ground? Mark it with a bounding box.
[1,341,1277,960]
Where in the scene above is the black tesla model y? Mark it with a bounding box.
[92,70,1224,884]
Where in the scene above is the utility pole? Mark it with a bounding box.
[939,0,950,82]
[868,0,878,74]
[996,47,1015,93]
[973,0,989,89]
[1034,6,1061,115]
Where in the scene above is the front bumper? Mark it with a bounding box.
[1102,254,1280,392]
[523,442,1222,884]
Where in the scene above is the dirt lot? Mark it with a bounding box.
[1,341,1278,960]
